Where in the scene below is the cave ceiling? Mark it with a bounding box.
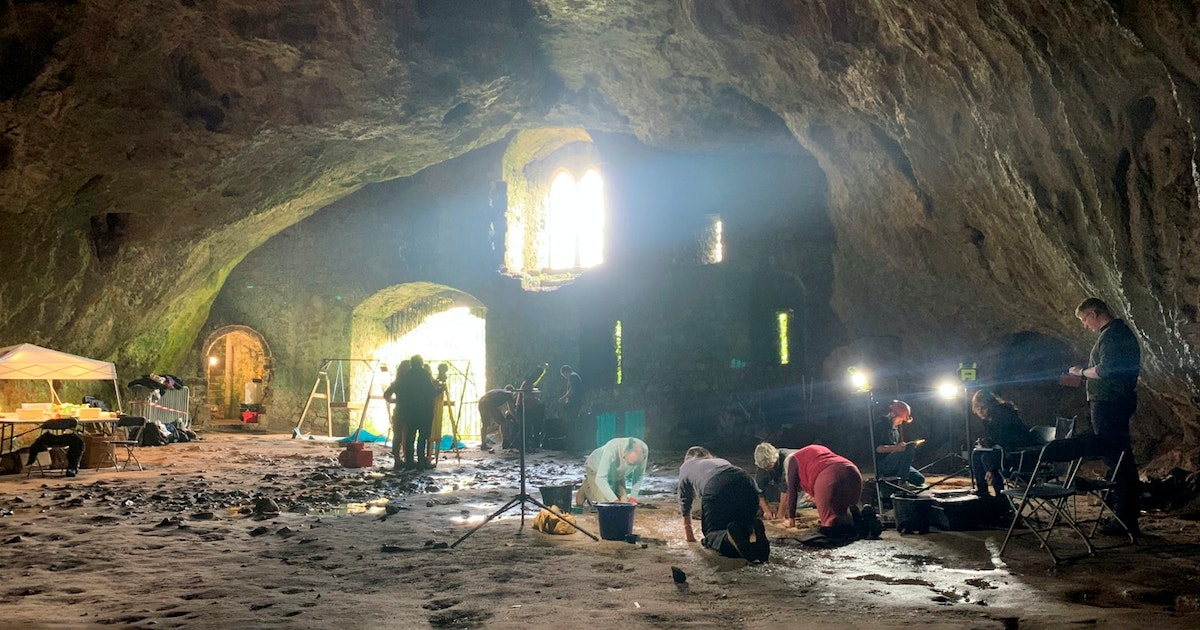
[2,0,1199,466]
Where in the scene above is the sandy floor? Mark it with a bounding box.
[2,432,1199,629]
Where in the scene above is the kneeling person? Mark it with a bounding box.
[756,442,862,539]
[577,437,648,505]
[679,447,769,562]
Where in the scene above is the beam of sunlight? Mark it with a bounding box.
[368,307,486,439]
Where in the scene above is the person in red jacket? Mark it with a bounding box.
[754,442,863,538]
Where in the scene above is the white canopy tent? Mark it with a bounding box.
[0,343,123,411]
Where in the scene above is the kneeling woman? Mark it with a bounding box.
[754,442,863,538]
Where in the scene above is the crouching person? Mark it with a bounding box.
[756,442,863,539]
[679,446,769,563]
[577,437,648,506]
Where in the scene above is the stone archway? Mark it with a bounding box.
[352,283,487,440]
[203,325,273,420]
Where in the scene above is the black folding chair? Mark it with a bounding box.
[999,439,1091,564]
[26,418,80,477]
[98,416,146,471]
[1073,451,1137,545]
[1054,416,1077,440]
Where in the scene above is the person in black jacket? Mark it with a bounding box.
[969,389,1039,497]
[1068,296,1142,535]
[388,356,443,470]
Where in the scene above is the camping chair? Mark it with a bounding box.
[26,418,80,477]
[98,416,146,471]
[1055,416,1076,440]
[1073,450,1137,545]
[999,439,1091,564]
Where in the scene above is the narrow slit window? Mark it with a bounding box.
[613,320,623,385]
[776,310,791,366]
[702,214,723,264]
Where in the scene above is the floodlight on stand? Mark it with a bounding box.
[935,379,961,400]
[847,366,870,392]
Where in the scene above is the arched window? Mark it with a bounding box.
[545,168,605,270]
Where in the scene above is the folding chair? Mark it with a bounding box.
[1073,451,1137,545]
[26,418,80,477]
[996,425,1054,490]
[999,439,1092,564]
[1028,425,1055,444]
[99,416,146,471]
[1054,416,1076,440]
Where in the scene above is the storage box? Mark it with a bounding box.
[337,445,373,468]
[16,408,44,421]
[81,434,113,469]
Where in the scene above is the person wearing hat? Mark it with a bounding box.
[874,400,925,487]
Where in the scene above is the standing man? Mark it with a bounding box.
[576,437,648,506]
[558,365,584,450]
[394,355,444,470]
[382,360,413,471]
[1068,297,1141,536]
[679,446,769,563]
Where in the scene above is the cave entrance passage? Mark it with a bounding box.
[353,284,486,442]
[204,326,271,421]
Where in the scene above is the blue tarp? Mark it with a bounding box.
[338,429,388,444]
[439,434,465,450]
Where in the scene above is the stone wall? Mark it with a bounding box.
[199,132,840,452]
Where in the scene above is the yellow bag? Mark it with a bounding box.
[532,505,577,535]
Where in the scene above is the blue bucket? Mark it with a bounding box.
[595,502,636,540]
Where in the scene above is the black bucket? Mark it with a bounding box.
[893,494,935,534]
[539,485,573,513]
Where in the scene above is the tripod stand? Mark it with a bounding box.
[916,383,975,491]
[451,385,598,547]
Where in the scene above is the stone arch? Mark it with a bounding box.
[202,325,273,420]
[351,282,488,439]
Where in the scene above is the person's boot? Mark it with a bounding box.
[851,504,868,540]
[751,518,770,563]
[724,521,753,560]
[861,504,884,539]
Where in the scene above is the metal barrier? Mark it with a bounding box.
[127,386,190,428]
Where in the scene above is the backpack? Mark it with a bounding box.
[140,421,171,447]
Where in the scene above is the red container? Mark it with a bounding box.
[338,445,373,468]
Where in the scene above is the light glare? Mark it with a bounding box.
[936,380,961,400]
[848,368,870,392]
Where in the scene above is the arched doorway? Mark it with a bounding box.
[353,283,487,440]
[204,325,272,421]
